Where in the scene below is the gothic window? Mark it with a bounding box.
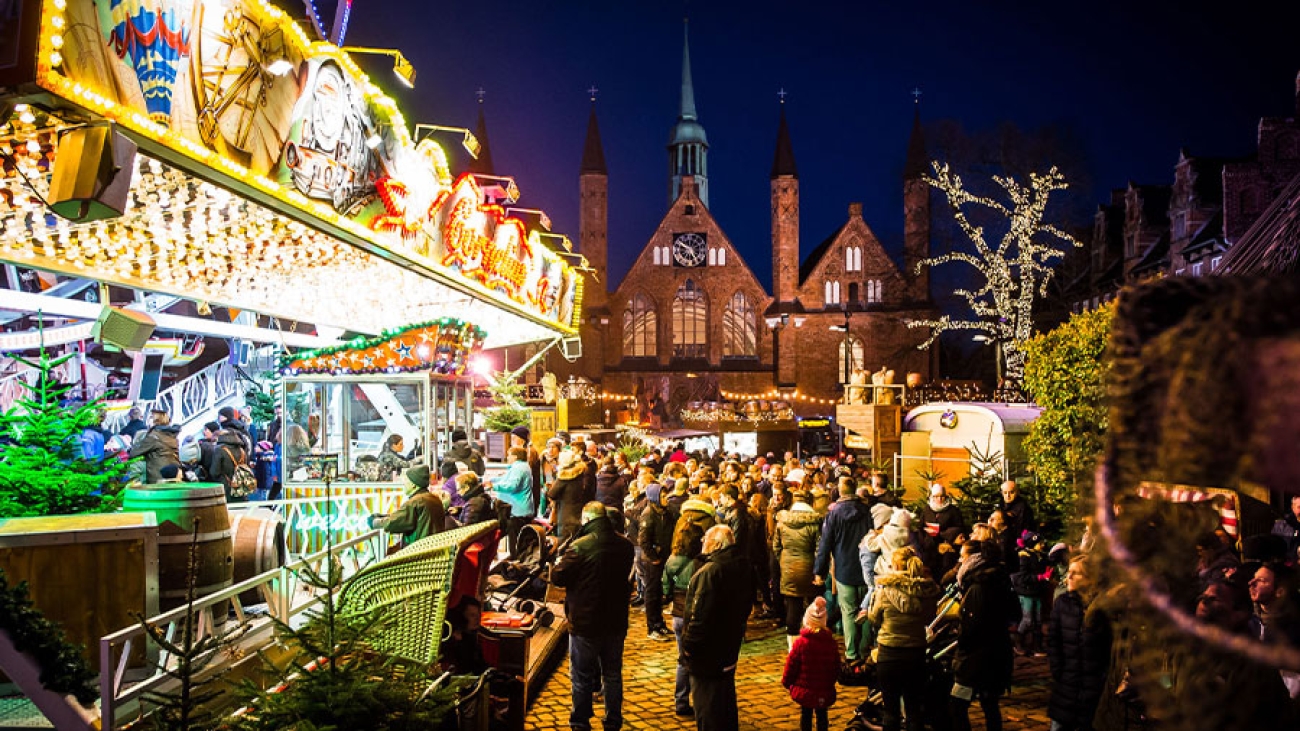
[661,246,671,264]
[834,281,841,304]
[718,247,726,266]
[845,247,853,271]
[722,291,758,357]
[708,248,717,266]
[653,247,662,266]
[623,293,657,358]
[854,247,863,271]
[837,336,865,384]
[825,280,842,306]
[672,279,708,358]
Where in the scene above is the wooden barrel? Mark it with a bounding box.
[122,483,233,614]
[229,509,286,606]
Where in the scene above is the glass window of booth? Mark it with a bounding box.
[282,376,429,483]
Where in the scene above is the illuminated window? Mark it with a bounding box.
[837,335,865,384]
[653,247,662,266]
[1191,261,1203,277]
[825,280,841,305]
[1211,255,1222,271]
[623,293,657,357]
[718,247,726,266]
[672,279,708,358]
[722,291,757,357]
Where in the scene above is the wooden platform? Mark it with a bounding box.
[481,600,568,731]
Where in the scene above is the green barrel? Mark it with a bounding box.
[123,483,233,614]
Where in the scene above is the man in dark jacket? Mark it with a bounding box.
[443,428,486,476]
[813,477,874,663]
[682,524,752,731]
[119,407,147,441]
[218,406,254,456]
[551,502,635,731]
[638,483,674,641]
[210,428,251,502]
[998,480,1036,571]
[951,541,1017,731]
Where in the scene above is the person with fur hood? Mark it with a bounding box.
[773,493,824,645]
[855,503,897,639]
[782,596,840,731]
[867,546,940,731]
[547,448,588,541]
[866,508,916,580]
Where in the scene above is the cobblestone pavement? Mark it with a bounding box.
[525,609,1051,730]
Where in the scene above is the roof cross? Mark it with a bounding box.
[476,87,486,103]
[587,85,600,102]
[777,88,788,103]
[911,87,923,104]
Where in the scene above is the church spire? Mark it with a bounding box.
[468,90,494,175]
[667,18,709,207]
[679,19,697,121]
[770,95,797,179]
[903,101,926,181]
[580,94,606,175]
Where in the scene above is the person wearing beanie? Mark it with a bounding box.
[782,595,839,731]
[665,476,690,524]
[856,505,896,631]
[547,448,588,541]
[368,465,445,545]
[773,495,824,642]
[637,476,675,641]
[438,461,467,511]
[442,427,485,476]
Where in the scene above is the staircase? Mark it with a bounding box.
[102,359,244,436]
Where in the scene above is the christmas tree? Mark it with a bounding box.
[0,346,131,518]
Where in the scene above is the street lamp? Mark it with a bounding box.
[973,334,1003,386]
[340,46,416,88]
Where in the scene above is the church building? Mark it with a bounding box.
[550,23,937,423]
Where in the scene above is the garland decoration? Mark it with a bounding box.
[281,319,486,377]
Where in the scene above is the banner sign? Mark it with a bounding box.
[26,0,581,331]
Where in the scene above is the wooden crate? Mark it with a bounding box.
[0,513,158,668]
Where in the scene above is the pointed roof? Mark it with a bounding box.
[468,102,494,175]
[770,102,797,179]
[580,103,606,175]
[680,19,697,122]
[668,19,708,147]
[903,105,926,180]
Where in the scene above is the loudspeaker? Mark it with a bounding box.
[127,351,167,402]
[48,124,136,222]
[92,306,155,351]
[559,336,582,361]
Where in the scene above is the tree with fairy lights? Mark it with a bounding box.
[908,161,1081,381]
[0,347,131,518]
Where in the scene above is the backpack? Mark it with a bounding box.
[222,446,257,499]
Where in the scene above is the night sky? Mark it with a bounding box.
[344,0,1300,292]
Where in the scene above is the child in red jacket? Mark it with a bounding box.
[781,596,841,731]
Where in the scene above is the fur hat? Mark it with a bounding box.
[889,509,913,529]
[406,465,431,490]
[558,448,580,470]
[871,503,894,529]
[803,596,828,630]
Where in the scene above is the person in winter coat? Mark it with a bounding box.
[376,434,412,479]
[1012,530,1053,656]
[510,425,543,518]
[998,480,1035,571]
[442,428,486,476]
[456,472,495,526]
[951,540,1017,731]
[209,429,251,502]
[855,503,896,641]
[867,508,915,580]
[551,502,636,731]
[638,482,675,640]
[547,448,588,541]
[663,520,704,717]
[813,478,874,663]
[369,466,445,546]
[682,525,753,731]
[488,446,535,556]
[217,406,255,457]
[1047,554,1112,731]
[868,546,940,731]
[716,485,751,557]
[920,483,965,539]
[129,410,182,483]
[773,496,824,643]
[595,457,630,511]
[782,596,840,731]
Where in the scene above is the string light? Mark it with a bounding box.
[907,161,1081,380]
[281,320,485,376]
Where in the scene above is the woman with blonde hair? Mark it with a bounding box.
[867,546,939,731]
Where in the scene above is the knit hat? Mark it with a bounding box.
[511,425,531,442]
[451,428,468,442]
[406,465,431,490]
[681,498,716,517]
[803,596,828,630]
[889,509,912,529]
[439,461,459,479]
[871,503,894,529]
[646,483,663,505]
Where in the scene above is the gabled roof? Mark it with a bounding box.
[580,104,606,175]
[1131,231,1170,276]
[1182,209,1225,256]
[799,223,845,285]
[1219,171,1300,274]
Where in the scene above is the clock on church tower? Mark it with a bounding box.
[672,232,707,267]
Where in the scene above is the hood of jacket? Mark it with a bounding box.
[216,430,245,448]
[876,572,940,614]
[781,508,823,531]
[557,460,587,481]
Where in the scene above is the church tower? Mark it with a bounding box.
[579,97,609,314]
[468,95,494,175]
[667,19,709,207]
[769,99,801,387]
[903,104,931,302]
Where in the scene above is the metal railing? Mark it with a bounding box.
[98,529,388,729]
[102,360,241,433]
[0,357,78,412]
[228,488,407,555]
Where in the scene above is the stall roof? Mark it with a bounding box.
[650,428,718,440]
[904,402,1043,435]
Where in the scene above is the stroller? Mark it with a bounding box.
[844,582,962,731]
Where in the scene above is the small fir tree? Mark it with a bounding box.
[481,371,531,433]
[0,347,131,517]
